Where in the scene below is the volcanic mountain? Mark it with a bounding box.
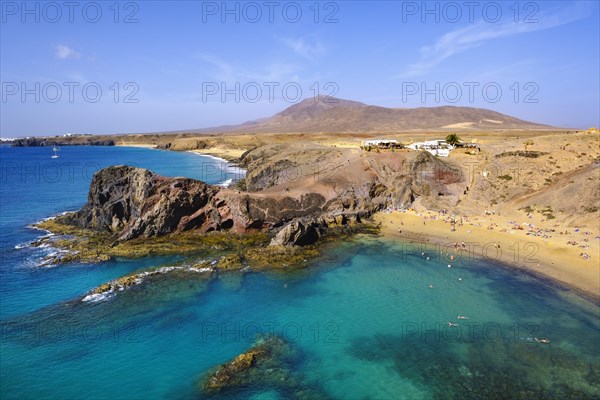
[186,96,552,134]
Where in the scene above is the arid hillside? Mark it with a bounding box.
[442,131,600,227]
[182,96,553,133]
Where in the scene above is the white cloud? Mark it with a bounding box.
[278,37,325,60]
[55,45,80,60]
[195,54,299,83]
[395,2,593,78]
[246,63,299,82]
[195,54,235,82]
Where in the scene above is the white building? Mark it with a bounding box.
[407,140,454,157]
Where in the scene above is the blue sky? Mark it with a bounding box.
[1,0,598,136]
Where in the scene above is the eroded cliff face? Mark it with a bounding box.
[57,146,463,245]
[64,166,227,240]
[57,166,331,242]
[239,144,464,211]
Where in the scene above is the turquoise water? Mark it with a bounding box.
[1,146,599,399]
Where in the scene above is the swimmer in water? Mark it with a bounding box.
[428,284,433,289]
[535,338,550,344]
[457,315,469,320]
[448,322,459,327]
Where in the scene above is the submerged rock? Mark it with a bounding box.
[217,253,244,270]
[33,217,271,265]
[83,261,216,302]
[245,244,319,269]
[348,332,600,400]
[201,335,292,393]
[200,335,332,399]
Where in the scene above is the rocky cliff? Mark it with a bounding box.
[57,166,335,243]
[56,146,463,245]
[239,143,463,209]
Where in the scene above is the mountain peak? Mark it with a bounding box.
[275,95,367,119]
[185,96,551,134]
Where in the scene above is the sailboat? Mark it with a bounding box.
[51,146,60,159]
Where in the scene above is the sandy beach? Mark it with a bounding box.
[114,143,245,163]
[115,143,158,149]
[374,209,600,301]
[189,148,246,162]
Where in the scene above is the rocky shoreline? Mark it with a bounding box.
[31,141,467,306]
[17,129,471,255]
[12,137,115,147]
[50,165,369,242]
[33,146,453,302]
[33,139,463,266]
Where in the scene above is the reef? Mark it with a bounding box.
[33,218,270,264]
[200,335,331,399]
[348,333,600,399]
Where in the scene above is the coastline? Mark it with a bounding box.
[187,151,236,165]
[116,143,246,187]
[373,210,600,302]
[188,148,246,162]
[114,143,158,148]
[187,151,246,187]
[113,142,237,164]
[18,141,597,300]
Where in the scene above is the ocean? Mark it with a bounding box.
[1,145,598,399]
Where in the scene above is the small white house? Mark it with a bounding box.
[407,140,454,157]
